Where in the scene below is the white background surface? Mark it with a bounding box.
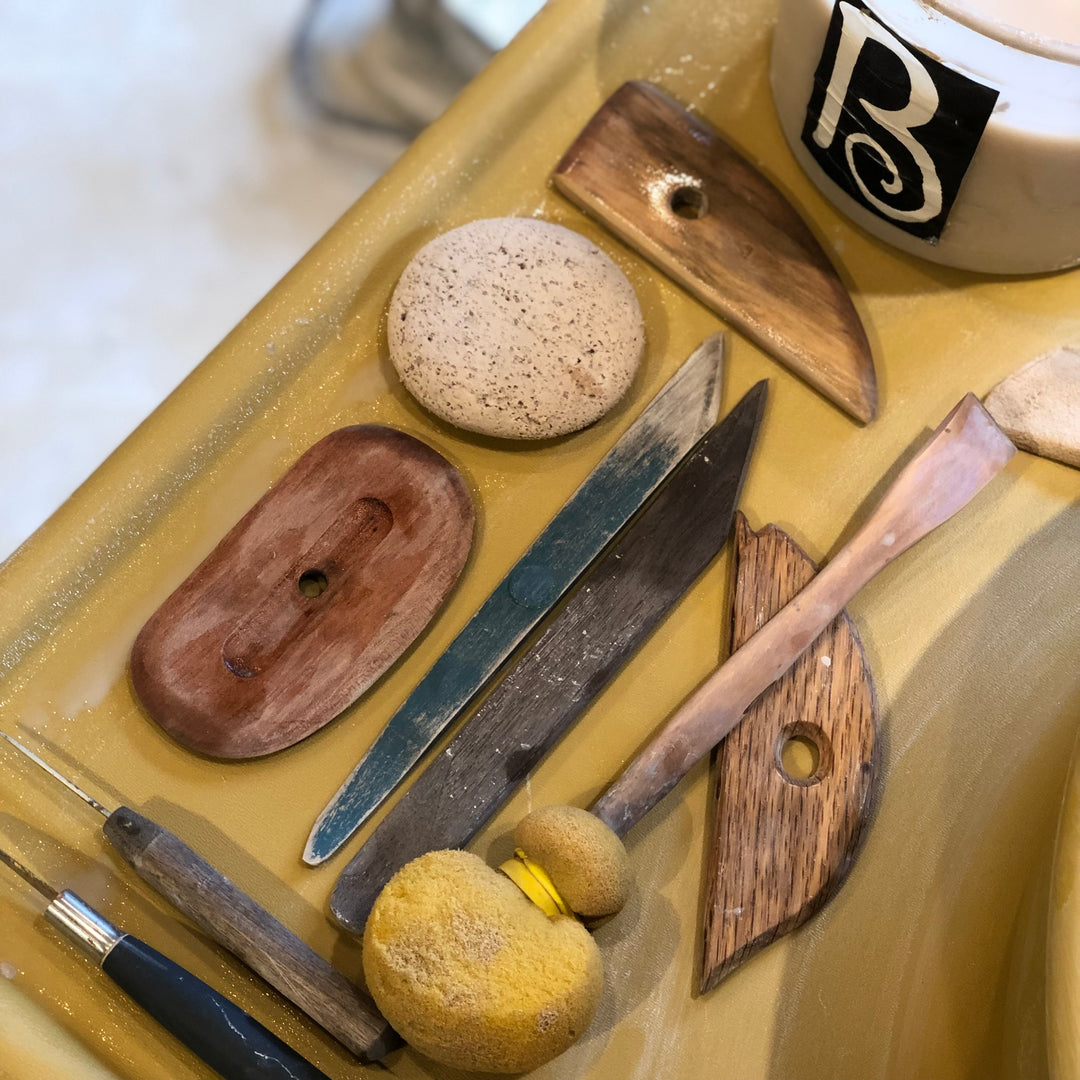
[0,2,407,562]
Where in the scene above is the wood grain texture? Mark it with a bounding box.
[103,808,398,1061]
[328,382,767,936]
[592,394,1015,836]
[553,80,877,423]
[130,426,474,758]
[700,513,877,993]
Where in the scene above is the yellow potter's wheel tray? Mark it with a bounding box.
[1050,733,1080,1080]
[2,1,1079,1078]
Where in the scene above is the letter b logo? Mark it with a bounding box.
[802,0,998,242]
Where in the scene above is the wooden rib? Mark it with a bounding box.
[130,426,475,758]
[553,80,877,423]
[700,513,877,992]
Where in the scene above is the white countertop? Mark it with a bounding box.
[0,1,405,562]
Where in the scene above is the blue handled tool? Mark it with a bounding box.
[0,846,330,1080]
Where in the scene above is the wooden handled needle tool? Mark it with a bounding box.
[0,844,330,1080]
[0,732,396,1061]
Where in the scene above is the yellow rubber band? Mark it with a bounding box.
[499,849,575,919]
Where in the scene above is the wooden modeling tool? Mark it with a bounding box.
[356,394,1014,1073]
[131,425,474,758]
[0,845,331,1080]
[553,80,877,423]
[0,732,395,1061]
[701,513,877,993]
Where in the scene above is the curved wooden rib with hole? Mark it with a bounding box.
[702,513,878,993]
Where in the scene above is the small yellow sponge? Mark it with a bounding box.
[363,849,603,1073]
[514,806,631,922]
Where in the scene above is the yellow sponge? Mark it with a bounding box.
[363,849,603,1073]
[514,806,631,923]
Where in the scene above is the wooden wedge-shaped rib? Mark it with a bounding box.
[553,80,877,423]
[700,513,878,993]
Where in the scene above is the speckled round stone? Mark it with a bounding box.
[387,218,645,439]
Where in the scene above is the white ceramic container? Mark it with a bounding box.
[770,0,1080,274]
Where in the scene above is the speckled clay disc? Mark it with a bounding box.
[388,218,645,439]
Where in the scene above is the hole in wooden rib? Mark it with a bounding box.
[775,722,832,786]
[669,184,708,219]
[781,735,819,780]
[298,569,329,598]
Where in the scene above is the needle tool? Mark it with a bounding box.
[0,843,330,1080]
[0,731,395,1060]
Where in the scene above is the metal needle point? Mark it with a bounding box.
[0,845,57,899]
[0,730,110,816]
[0,727,397,1058]
[0,837,333,1079]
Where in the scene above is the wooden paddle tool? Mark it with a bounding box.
[329,380,768,933]
[305,335,727,866]
[131,426,474,758]
[701,513,878,994]
[356,395,1014,1073]
[553,80,877,423]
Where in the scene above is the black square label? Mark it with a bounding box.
[801,0,999,241]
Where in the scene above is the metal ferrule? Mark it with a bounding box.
[44,891,123,963]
